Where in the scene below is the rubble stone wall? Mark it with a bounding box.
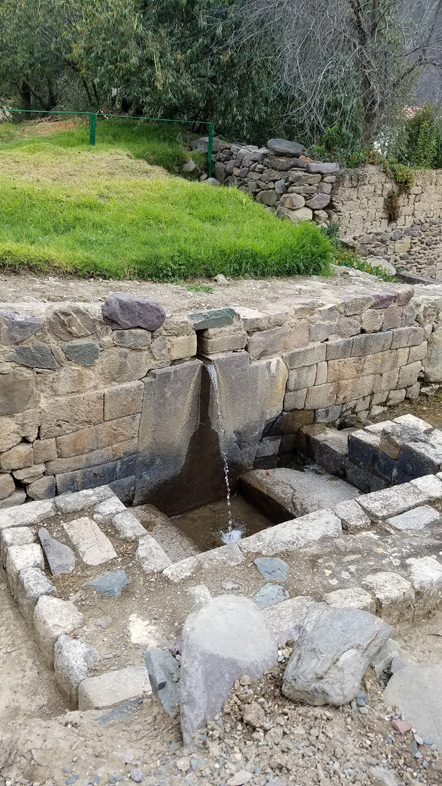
[0,282,435,511]
[332,165,442,279]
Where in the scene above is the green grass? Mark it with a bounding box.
[0,119,333,282]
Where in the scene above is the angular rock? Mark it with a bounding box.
[361,572,414,624]
[180,595,277,743]
[16,566,56,623]
[253,583,289,608]
[369,767,397,786]
[308,162,339,174]
[254,557,288,582]
[144,648,180,716]
[27,476,56,501]
[372,639,407,678]
[163,556,199,583]
[83,570,130,598]
[63,517,117,566]
[189,308,236,331]
[48,304,101,341]
[282,604,392,705]
[0,442,33,472]
[0,489,26,509]
[333,499,371,533]
[102,294,166,331]
[38,527,75,574]
[111,510,146,541]
[407,556,442,613]
[0,473,15,500]
[323,587,375,613]
[11,342,57,369]
[261,597,315,645]
[267,139,306,157]
[78,665,151,710]
[34,596,84,667]
[0,498,54,530]
[62,341,100,366]
[306,193,331,210]
[136,534,171,574]
[0,309,42,345]
[384,664,442,747]
[54,634,100,702]
[0,417,22,452]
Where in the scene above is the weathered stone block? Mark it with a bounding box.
[111,510,146,541]
[99,347,159,384]
[333,499,371,533]
[386,505,441,531]
[407,556,442,613]
[102,294,166,331]
[27,476,56,501]
[0,308,42,345]
[362,572,414,624]
[32,438,57,463]
[361,309,382,333]
[0,368,39,416]
[198,330,247,355]
[239,509,342,556]
[326,338,353,360]
[54,635,100,703]
[0,473,15,500]
[163,556,199,583]
[78,666,151,710]
[382,305,401,331]
[16,566,56,623]
[54,485,113,514]
[397,361,422,388]
[0,526,35,566]
[390,326,424,349]
[397,442,442,478]
[113,329,152,350]
[247,326,290,360]
[63,517,117,565]
[287,365,316,391]
[0,418,22,452]
[136,534,171,573]
[56,427,96,458]
[6,543,44,596]
[48,304,101,341]
[62,341,100,366]
[103,381,144,421]
[324,587,375,613]
[11,342,57,370]
[0,442,33,473]
[284,343,326,369]
[358,483,428,520]
[189,308,237,331]
[305,383,337,409]
[168,333,197,360]
[95,415,140,449]
[351,331,392,356]
[40,391,103,439]
[335,375,377,404]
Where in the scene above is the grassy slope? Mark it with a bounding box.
[0,119,333,281]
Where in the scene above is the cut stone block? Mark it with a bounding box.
[54,635,100,703]
[407,557,442,614]
[27,476,56,501]
[196,543,245,569]
[38,527,75,574]
[241,467,359,523]
[386,505,441,532]
[0,499,54,531]
[111,510,146,541]
[323,587,375,613]
[93,496,126,522]
[261,596,315,644]
[347,430,380,468]
[302,425,349,477]
[0,526,35,567]
[397,442,442,479]
[239,510,342,557]
[378,423,429,460]
[34,596,84,667]
[362,572,415,624]
[333,499,372,533]
[54,485,114,514]
[163,556,199,583]
[5,543,44,597]
[136,534,171,574]
[78,666,151,710]
[63,517,117,566]
[357,484,428,520]
[410,474,442,500]
[393,414,432,432]
[16,567,56,623]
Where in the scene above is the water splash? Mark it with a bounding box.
[206,363,243,543]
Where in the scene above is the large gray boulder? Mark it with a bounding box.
[384,664,442,747]
[180,595,277,744]
[282,604,392,705]
[102,294,166,331]
[267,139,306,157]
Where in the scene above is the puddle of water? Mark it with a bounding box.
[171,493,271,552]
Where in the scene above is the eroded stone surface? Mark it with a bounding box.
[63,517,117,566]
[78,666,151,710]
[34,596,84,667]
[54,635,100,702]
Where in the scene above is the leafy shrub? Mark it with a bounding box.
[391,106,442,170]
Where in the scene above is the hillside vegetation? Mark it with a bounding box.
[0,119,332,282]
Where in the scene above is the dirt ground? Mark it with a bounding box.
[0,266,399,314]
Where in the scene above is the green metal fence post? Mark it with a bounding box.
[207,122,214,178]
[89,113,96,146]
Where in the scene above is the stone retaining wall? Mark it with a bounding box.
[0,281,439,512]
[332,166,442,279]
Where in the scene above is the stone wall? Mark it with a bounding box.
[332,165,442,279]
[212,139,339,225]
[0,280,436,512]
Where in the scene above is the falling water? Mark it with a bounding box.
[206,363,244,543]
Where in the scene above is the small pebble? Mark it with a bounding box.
[130,769,143,783]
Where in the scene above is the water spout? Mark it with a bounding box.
[206,363,243,543]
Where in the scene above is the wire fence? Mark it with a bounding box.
[0,108,215,177]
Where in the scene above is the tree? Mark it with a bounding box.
[229,0,442,146]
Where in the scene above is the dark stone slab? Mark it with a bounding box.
[189,308,237,331]
[56,471,77,495]
[144,648,180,716]
[267,138,306,157]
[110,475,136,504]
[102,294,166,331]
[254,557,288,582]
[84,570,130,597]
[62,341,100,366]
[11,342,57,369]
[253,583,289,608]
[75,461,118,490]
[396,443,442,478]
[39,526,75,574]
[0,309,42,345]
[374,451,397,482]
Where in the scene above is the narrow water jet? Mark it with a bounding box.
[205,363,244,543]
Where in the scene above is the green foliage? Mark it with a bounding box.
[391,107,442,170]
[382,160,414,191]
[0,121,333,281]
[186,284,214,293]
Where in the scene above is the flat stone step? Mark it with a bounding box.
[240,466,360,522]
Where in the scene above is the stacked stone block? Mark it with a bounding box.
[211,138,339,225]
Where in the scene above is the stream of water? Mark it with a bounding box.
[206,363,244,544]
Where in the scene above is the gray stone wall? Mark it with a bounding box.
[212,141,339,225]
[0,281,438,511]
[333,165,442,279]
